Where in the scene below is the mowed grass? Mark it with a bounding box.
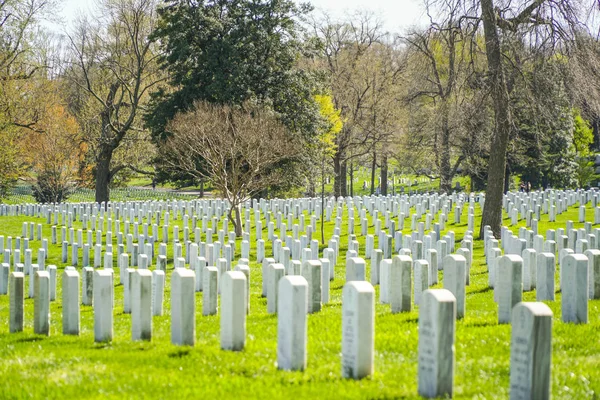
[0,198,598,399]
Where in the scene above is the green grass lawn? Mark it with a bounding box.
[0,197,598,399]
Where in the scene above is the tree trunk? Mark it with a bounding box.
[333,152,343,197]
[381,153,388,196]
[340,160,348,197]
[200,180,204,198]
[230,204,243,237]
[479,0,512,239]
[439,104,452,193]
[321,157,325,244]
[95,147,113,204]
[349,162,354,196]
[370,152,377,195]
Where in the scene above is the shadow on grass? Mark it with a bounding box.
[168,348,191,358]
[464,320,496,328]
[16,336,43,343]
[93,342,112,349]
[468,287,492,295]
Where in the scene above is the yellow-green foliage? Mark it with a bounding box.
[314,94,342,156]
[572,108,594,156]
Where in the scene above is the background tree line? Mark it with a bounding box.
[1,0,599,236]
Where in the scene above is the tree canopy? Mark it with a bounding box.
[146,0,321,141]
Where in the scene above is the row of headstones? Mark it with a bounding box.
[1,188,594,232]
[483,226,599,325]
[2,190,484,270]
[4,259,550,399]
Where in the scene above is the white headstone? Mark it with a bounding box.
[267,263,285,314]
[536,252,555,301]
[203,266,219,316]
[9,272,24,333]
[342,281,375,380]
[390,255,412,313]
[302,260,322,313]
[171,268,196,346]
[132,269,153,341]
[510,302,553,400]
[497,255,523,324]
[346,257,366,282]
[277,275,308,371]
[442,255,466,319]
[418,289,456,398]
[561,254,588,324]
[93,270,113,342]
[221,271,247,351]
[62,269,80,335]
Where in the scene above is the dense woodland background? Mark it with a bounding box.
[2,0,600,236]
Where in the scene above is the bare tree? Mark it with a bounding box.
[309,12,404,197]
[66,0,164,204]
[401,0,480,193]
[478,0,594,237]
[162,101,300,237]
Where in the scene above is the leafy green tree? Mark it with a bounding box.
[146,0,320,142]
[573,108,594,156]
